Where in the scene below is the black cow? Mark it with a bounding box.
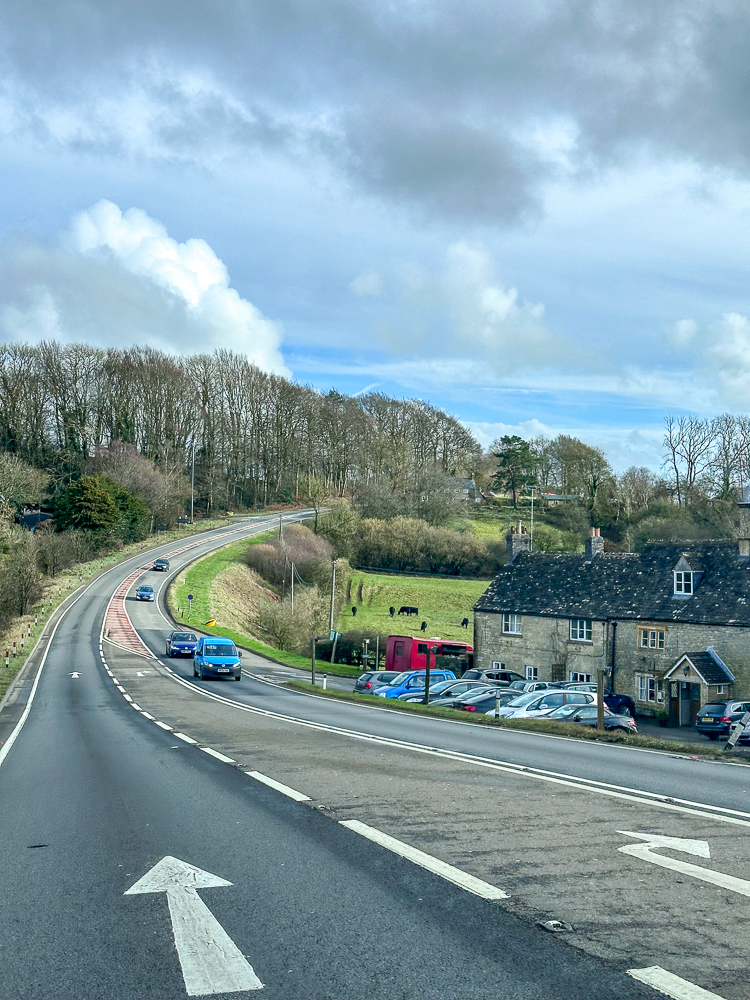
[351,606,357,617]
[397,605,418,616]
[420,620,427,632]
[389,606,395,617]
[461,617,469,628]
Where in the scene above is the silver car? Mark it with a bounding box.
[494,690,595,719]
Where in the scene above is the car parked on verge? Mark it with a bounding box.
[135,584,155,602]
[399,679,489,703]
[193,636,242,681]
[374,669,456,699]
[461,668,524,686]
[506,680,561,694]
[354,670,400,693]
[495,689,595,719]
[152,558,170,571]
[453,688,518,714]
[165,631,198,657]
[562,682,637,718]
[696,699,750,740]
[544,703,638,734]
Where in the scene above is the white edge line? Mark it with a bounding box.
[130,703,142,711]
[245,770,310,801]
[340,819,509,900]
[157,661,750,830]
[141,711,155,720]
[628,966,727,999]
[154,721,173,731]
[173,732,198,744]
[200,747,236,764]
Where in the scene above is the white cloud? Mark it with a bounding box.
[0,200,287,373]
[349,270,382,296]
[665,317,697,348]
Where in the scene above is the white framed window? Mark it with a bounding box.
[525,665,538,680]
[639,628,665,650]
[637,675,648,702]
[674,571,693,595]
[570,672,592,683]
[502,613,522,635]
[636,675,663,703]
[716,684,725,695]
[569,618,592,642]
[491,660,505,670]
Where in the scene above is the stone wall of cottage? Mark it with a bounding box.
[474,610,750,706]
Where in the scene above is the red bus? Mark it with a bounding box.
[385,635,473,674]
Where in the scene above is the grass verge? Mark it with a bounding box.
[167,536,360,676]
[283,681,750,760]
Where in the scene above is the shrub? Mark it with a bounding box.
[245,524,334,588]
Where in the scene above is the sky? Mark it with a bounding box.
[1,2,750,471]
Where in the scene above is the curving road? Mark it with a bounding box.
[0,519,731,998]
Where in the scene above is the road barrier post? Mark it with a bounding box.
[322,674,327,691]
[12,641,16,657]
[311,635,317,687]
[4,650,8,668]
[725,710,750,751]
[597,668,605,731]
[495,690,501,722]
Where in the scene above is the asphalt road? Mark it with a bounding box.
[0,518,667,1000]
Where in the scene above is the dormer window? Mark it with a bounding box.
[674,571,693,595]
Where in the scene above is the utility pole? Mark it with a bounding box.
[190,442,196,524]
[290,562,294,612]
[328,559,336,633]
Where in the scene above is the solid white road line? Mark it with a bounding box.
[123,694,133,702]
[141,711,155,720]
[245,771,310,802]
[130,703,142,711]
[628,966,727,999]
[154,721,173,731]
[173,732,198,744]
[340,819,509,900]
[200,747,236,764]
[157,664,750,830]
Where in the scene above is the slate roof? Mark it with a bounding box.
[669,650,735,684]
[473,541,750,627]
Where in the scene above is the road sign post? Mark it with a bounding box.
[725,710,750,751]
[187,594,193,622]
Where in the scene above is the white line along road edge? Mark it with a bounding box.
[628,966,728,1000]
[245,771,311,802]
[340,819,509,900]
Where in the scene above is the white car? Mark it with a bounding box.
[493,690,596,719]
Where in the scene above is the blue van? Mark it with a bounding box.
[374,669,456,699]
[192,636,242,681]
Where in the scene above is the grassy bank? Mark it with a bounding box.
[0,516,236,704]
[339,570,488,643]
[167,534,361,676]
[284,681,750,759]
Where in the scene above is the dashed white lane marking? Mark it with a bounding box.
[340,819,509,900]
[174,732,198,744]
[141,711,155,720]
[628,966,727,999]
[200,747,236,764]
[154,721,173,731]
[123,694,133,702]
[131,703,142,711]
[245,771,310,802]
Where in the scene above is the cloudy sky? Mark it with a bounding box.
[2,1,750,469]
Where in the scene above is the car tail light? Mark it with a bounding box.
[720,716,732,723]
[364,682,372,689]
[462,705,477,712]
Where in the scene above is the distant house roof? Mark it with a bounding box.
[665,649,735,685]
[450,477,478,491]
[473,540,750,627]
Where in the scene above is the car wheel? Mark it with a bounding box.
[618,704,633,718]
[234,674,241,681]
[166,647,170,657]
[613,726,630,733]
[198,665,204,679]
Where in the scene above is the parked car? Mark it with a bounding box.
[399,679,489,704]
[495,690,596,719]
[152,558,170,571]
[135,584,155,602]
[562,682,636,718]
[193,636,242,681]
[506,680,561,694]
[374,669,456,699]
[354,670,400,693]
[453,688,518,714]
[462,668,524,686]
[165,631,198,657]
[696,699,750,740]
[544,703,638,734]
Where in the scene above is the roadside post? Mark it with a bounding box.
[4,650,8,668]
[363,638,370,671]
[12,641,16,657]
[725,710,750,752]
[311,635,317,686]
[597,668,605,731]
[329,630,340,664]
[187,594,193,622]
[495,689,501,722]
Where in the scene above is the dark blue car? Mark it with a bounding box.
[166,631,198,657]
[135,584,155,602]
[193,636,242,681]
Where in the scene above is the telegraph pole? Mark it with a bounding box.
[328,559,336,633]
[190,442,196,524]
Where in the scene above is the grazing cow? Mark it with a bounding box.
[389,606,395,617]
[461,617,469,628]
[397,605,419,616]
[420,620,427,632]
[351,606,357,617]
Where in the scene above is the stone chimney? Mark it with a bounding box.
[585,527,604,562]
[738,487,750,557]
[506,520,530,563]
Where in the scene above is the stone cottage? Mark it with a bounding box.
[472,500,750,724]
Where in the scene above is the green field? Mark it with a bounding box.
[339,570,489,642]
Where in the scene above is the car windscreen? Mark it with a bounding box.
[173,633,197,642]
[204,643,237,656]
[389,672,414,685]
[358,673,374,682]
[376,672,400,682]
[506,692,541,707]
[702,702,729,710]
[139,586,153,592]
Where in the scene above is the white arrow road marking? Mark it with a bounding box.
[628,966,728,1000]
[69,672,81,678]
[125,856,263,995]
[618,831,750,898]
